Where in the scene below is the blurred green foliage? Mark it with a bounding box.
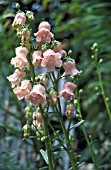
[0,0,111,169]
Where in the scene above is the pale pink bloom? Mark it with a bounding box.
[34,28,54,43]
[13,80,32,100]
[41,49,62,71]
[38,21,51,31]
[36,73,48,86]
[32,51,43,67]
[53,43,67,57]
[59,82,76,101]
[11,56,29,69]
[15,46,29,58]
[12,12,26,28]
[26,84,46,106]
[65,103,74,117]
[7,69,26,87]
[64,82,76,92]
[63,61,80,76]
[33,112,42,127]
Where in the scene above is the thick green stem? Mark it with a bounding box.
[76,90,98,170]
[97,66,111,120]
[39,105,54,170]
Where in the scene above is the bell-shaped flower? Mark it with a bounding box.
[26,84,46,106]
[41,49,62,71]
[63,60,80,76]
[38,21,51,31]
[7,69,26,87]
[34,28,54,43]
[13,80,32,100]
[12,12,26,29]
[59,82,76,101]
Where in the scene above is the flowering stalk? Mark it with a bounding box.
[39,105,54,170]
[91,43,111,120]
[7,4,82,169]
[75,79,98,170]
[52,71,78,170]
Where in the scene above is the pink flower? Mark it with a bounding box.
[32,51,43,67]
[12,12,26,28]
[7,69,26,87]
[38,21,51,31]
[13,80,32,100]
[59,82,76,101]
[41,49,62,71]
[11,46,29,69]
[11,56,29,69]
[34,28,54,43]
[53,43,67,57]
[63,61,80,76]
[65,103,74,117]
[26,84,46,106]
[15,46,29,58]
[33,112,42,127]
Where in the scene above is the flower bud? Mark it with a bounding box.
[25,106,32,118]
[26,11,34,21]
[22,123,31,137]
[49,89,57,105]
[16,3,20,10]
[79,89,83,94]
[95,86,99,91]
[68,50,72,56]
[91,55,95,59]
[99,58,103,64]
[74,99,78,106]
[106,97,109,101]
[21,28,31,44]
[65,103,74,117]
[33,109,42,127]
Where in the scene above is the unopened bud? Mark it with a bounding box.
[79,89,83,94]
[74,99,78,106]
[106,97,109,101]
[65,103,74,117]
[95,86,99,91]
[68,50,72,56]
[91,55,95,59]
[49,89,57,105]
[17,31,22,37]
[99,58,103,64]
[16,3,20,10]
[26,11,34,21]
[22,123,31,137]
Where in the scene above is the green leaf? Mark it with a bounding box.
[70,120,85,131]
[0,13,15,21]
[40,149,48,164]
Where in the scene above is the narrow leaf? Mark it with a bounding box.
[40,149,48,164]
[70,120,85,131]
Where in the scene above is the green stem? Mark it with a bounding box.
[76,89,98,170]
[52,71,78,170]
[96,65,111,120]
[39,105,54,170]
[57,100,78,170]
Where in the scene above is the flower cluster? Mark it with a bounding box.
[8,8,80,142]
